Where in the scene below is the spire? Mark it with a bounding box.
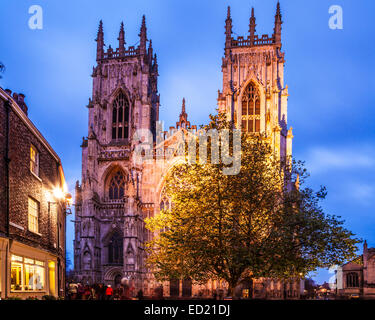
[225,6,232,54]
[118,22,125,56]
[249,7,256,45]
[96,20,104,61]
[181,97,186,114]
[148,39,153,62]
[176,98,189,129]
[153,53,158,74]
[273,1,282,44]
[139,15,147,55]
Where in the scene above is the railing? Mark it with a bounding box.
[102,46,139,60]
[232,34,275,48]
[98,149,130,161]
[101,198,126,205]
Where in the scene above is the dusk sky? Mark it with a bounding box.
[1,0,374,284]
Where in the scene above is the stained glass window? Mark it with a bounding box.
[112,92,129,140]
[241,83,260,133]
[108,171,125,200]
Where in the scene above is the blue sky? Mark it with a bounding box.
[1,0,374,284]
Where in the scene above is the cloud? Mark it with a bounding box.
[349,183,375,206]
[303,145,375,174]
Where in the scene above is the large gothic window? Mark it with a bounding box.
[241,83,260,133]
[108,233,123,264]
[109,171,125,200]
[112,92,129,140]
[346,272,359,288]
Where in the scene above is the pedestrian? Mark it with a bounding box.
[68,281,78,300]
[77,283,84,300]
[136,289,144,300]
[90,286,96,300]
[105,284,114,300]
[97,283,105,300]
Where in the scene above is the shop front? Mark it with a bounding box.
[0,239,60,299]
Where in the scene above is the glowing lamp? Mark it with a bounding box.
[65,193,73,206]
[53,187,65,200]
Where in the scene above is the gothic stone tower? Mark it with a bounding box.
[218,2,293,161]
[74,3,301,299]
[74,16,159,288]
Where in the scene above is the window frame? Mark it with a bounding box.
[241,83,261,133]
[28,197,39,234]
[112,92,130,140]
[30,144,40,177]
[346,272,360,288]
[10,254,46,292]
[108,170,126,200]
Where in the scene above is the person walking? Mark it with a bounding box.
[97,283,105,300]
[105,284,114,300]
[136,289,144,300]
[68,281,78,300]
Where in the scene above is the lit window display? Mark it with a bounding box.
[10,255,45,291]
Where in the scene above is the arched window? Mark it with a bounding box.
[346,272,359,288]
[108,171,125,200]
[241,83,260,133]
[160,198,170,211]
[112,92,129,140]
[108,233,123,264]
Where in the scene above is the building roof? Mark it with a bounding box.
[0,87,66,188]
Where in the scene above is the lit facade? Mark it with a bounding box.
[73,3,302,298]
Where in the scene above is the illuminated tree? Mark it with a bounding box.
[145,113,359,297]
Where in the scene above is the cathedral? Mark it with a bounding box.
[73,3,300,298]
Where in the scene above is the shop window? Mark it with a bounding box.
[10,255,45,292]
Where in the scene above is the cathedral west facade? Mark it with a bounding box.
[73,3,300,298]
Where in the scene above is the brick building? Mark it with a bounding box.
[0,87,68,299]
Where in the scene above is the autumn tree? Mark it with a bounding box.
[145,113,359,297]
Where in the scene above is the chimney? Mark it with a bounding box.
[12,92,28,115]
[18,93,25,103]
